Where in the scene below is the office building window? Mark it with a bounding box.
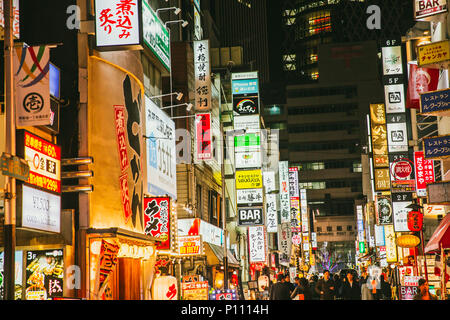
[317,226,322,232]
[327,226,332,232]
[353,162,362,172]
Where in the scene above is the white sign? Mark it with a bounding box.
[248,226,266,263]
[392,201,411,232]
[415,0,447,20]
[145,96,177,199]
[263,171,276,193]
[236,189,263,205]
[14,45,51,127]
[311,232,317,249]
[300,189,308,232]
[95,0,141,48]
[194,5,203,40]
[278,223,291,267]
[387,122,408,152]
[384,84,406,113]
[375,225,386,246]
[289,267,297,282]
[233,115,260,131]
[278,161,290,223]
[177,218,223,247]
[194,40,211,111]
[0,0,20,38]
[21,185,60,233]
[382,46,403,75]
[232,72,259,80]
[235,151,261,169]
[288,168,299,198]
[265,193,278,233]
[404,275,421,286]
[423,204,447,216]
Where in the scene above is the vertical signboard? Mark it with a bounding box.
[195,113,212,161]
[384,224,397,262]
[278,223,292,267]
[194,40,211,111]
[300,189,308,233]
[375,225,386,246]
[414,151,435,197]
[279,161,290,223]
[370,104,389,169]
[376,195,393,225]
[392,193,413,232]
[289,167,301,231]
[143,197,171,249]
[146,96,177,199]
[248,226,267,263]
[265,193,278,233]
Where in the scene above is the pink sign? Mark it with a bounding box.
[414,151,435,197]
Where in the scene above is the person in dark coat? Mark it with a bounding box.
[341,271,361,300]
[291,277,312,300]
[315,270,336,300]
[269,274,291,300]
[309,275,320,300]
[378,274,392,300]
[284,274,295,296]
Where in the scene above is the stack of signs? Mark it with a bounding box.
[289,167,301,233]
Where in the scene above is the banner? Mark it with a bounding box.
[279,161,290,223]
[194,40,211,111]
[97,240,120,297]
[406,63,439,109]
[414,151,435,197]
[14,45,51,127]
[248,226,267,263]
[143,197,171,249]
[195,113,212,161]
[265,193,278,233]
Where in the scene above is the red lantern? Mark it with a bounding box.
[407,210,423,232]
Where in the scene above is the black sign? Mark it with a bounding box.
[376,196,393,224]
[238,207,264,226]
[423,135,450,159]
[392,192,413,202]
[233,95,259,115]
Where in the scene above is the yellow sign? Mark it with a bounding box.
[235,169,263,189]
[370,104,389,168]
[384,225,397,263]
[417,40,450,67]
[374,168,391,191]
[396,235,421,248]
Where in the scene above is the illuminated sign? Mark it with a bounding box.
[238,207,264,226]
[195,113,212,161]
[265,193,278,233]
[423,134,450,159]
[417,40,450,67]
[143,197,171,249]
[236,188,263,206]
[415,0,448,20]
[392,193,413,232]
[279,161,290,223]
[248,225,267,263]
[370,104,389,168]
[235,169,263,189]
[194,40,211,111]
[177,235,202,256]
[384,224,397,263]
[24,131,61,193]
[420,88,450,116]
[414,151,435,197]
[181,281,208,300]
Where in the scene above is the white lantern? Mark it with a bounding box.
[152,276,178,300]
[258,275,269,292]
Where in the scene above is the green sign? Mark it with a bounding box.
[1,153,29,182]
[234,133,260,147]
[142,1,171,72]
[359,242,366,254]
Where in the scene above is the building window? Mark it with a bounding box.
[311,71,319,80]
[142,53,162,106]
[347,225,352,231]
[299,182,326,190]
[270,122,287,130]
[283,54,297,71]
[353,162,362,173]
[264,105,282,115]
[317,226,322,232]
[327,226,332,232]
[337,226,342,231]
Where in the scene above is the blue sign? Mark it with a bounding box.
[420,88,450,114]
[423,135,450,159]
[49,63,60,99]
[232,79,259,95]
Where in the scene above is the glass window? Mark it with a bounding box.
[337,226,342,231]
[327,226,332,232]
[317,226,322,232]
[353,162,362,173]
[347,225,352,231]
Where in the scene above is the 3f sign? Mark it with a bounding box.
[366,5,381,30]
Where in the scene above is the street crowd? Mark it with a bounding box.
[268,269,438,300]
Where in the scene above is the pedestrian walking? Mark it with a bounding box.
[269,274,291,300]
[315,270,336,300]
[341,271,361,300]
[309,275,320,300]
[284,274,295,296]
[360,270,374,300]
[378,273,392,300]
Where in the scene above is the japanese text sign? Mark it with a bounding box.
[248,225,266,263]
[265,193,278,233]
[95,0,141,48]
[24,131,61,193]
[370,104,389,168]
[392,193,413,232]
[235,169,263,189]
[420,88,450,115]
[194,40,211,111]
[417,40,450,67]
[181,281,208,300]
[178,235,202,256]
[279,161,290,223]
[278,223,292,267]
[374,168,391,191]
[98,240,119,293]
[236,189,263,206]
[423,134,450,159]
[144,197,171,249]
[414,151,435,197]
[238,207,264,226]
[376,195,393,225]
[384,224,397,263]
[382,46,403,76]
[195,113,212,161]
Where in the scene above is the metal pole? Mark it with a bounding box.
[3,0,16,301]
[221,121,228,290]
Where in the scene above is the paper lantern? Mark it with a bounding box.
[407,211,423,232]
[396,235,420,248]
[152,276,178,300]
[258,275,269,292]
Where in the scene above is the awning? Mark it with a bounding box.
[204,243,240,268]
[425,214,450,253]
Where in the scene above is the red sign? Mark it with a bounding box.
[414,151,435,197]
[98,240,120,292]
[119,173,132,223]
[195,113,212,160]
[114,106,129,172]
[143,197,171,249]
[24,131,61,193]
[406,63,439,109]
[392,159,413,179]
[407,210,424,232]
